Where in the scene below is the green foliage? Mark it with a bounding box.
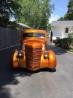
[55,38,73,49]
[59,0,73,20]
[0,0,21,26]
[17,0,52,30]
[58,17,65,21]
[65,0,73,20]
[68,33,73,38]
[0,0,52,29]
[63,0,73,20]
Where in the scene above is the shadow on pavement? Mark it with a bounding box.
[0,47,32,98]
[0,87,11,98]
[29,68,56,74]
[48,44,67,55]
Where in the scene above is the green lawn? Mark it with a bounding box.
[68,47,73,52]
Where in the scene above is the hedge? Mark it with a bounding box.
[54,38,73,49]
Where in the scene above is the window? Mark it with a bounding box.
[23,33,45,38]
[23,33,33,38]
[65,28,69,33]
[35,33,45,37]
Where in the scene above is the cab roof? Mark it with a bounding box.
[23,29,48,34]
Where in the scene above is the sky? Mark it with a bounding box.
[49,0,69,23]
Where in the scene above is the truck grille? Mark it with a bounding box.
[25,44,42,70]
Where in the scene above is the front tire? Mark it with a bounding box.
[49,68,56,72]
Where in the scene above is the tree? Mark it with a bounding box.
[63,0,73,20]
[66,0,73,20]
[17,0,52,30]
[0,0,21,26]
[58,0,73,20]
[58,17,65,21]
[0,0,52,29]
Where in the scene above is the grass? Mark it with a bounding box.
[68,47,73,53]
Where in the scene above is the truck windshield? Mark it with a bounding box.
[23,33,45,38]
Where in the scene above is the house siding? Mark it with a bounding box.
[51,21,73,40]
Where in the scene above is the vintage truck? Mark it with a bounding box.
[11,29,56,71]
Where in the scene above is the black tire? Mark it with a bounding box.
[49,68,56,72]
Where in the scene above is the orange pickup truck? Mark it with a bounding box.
[11,29,56,71]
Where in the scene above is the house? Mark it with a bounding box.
[51,21,73,40]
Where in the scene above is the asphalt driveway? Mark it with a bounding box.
[0,45,73,98]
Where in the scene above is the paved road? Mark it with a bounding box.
[0,46,73,98]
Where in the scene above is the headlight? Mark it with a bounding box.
[44,52,49,59]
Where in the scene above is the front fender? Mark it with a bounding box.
[11,49,26,68]
[48,50,56,68]
[40,50,57,69]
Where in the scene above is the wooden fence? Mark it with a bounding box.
[0,27,21,50]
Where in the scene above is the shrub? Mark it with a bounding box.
[55,38,73,49]
[61,38,71,49]
[54,37,61,47]
[68,33,73,38]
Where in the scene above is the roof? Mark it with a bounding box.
[17,23,31,29]
[23,29,48,34]
[51,21,73,27]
